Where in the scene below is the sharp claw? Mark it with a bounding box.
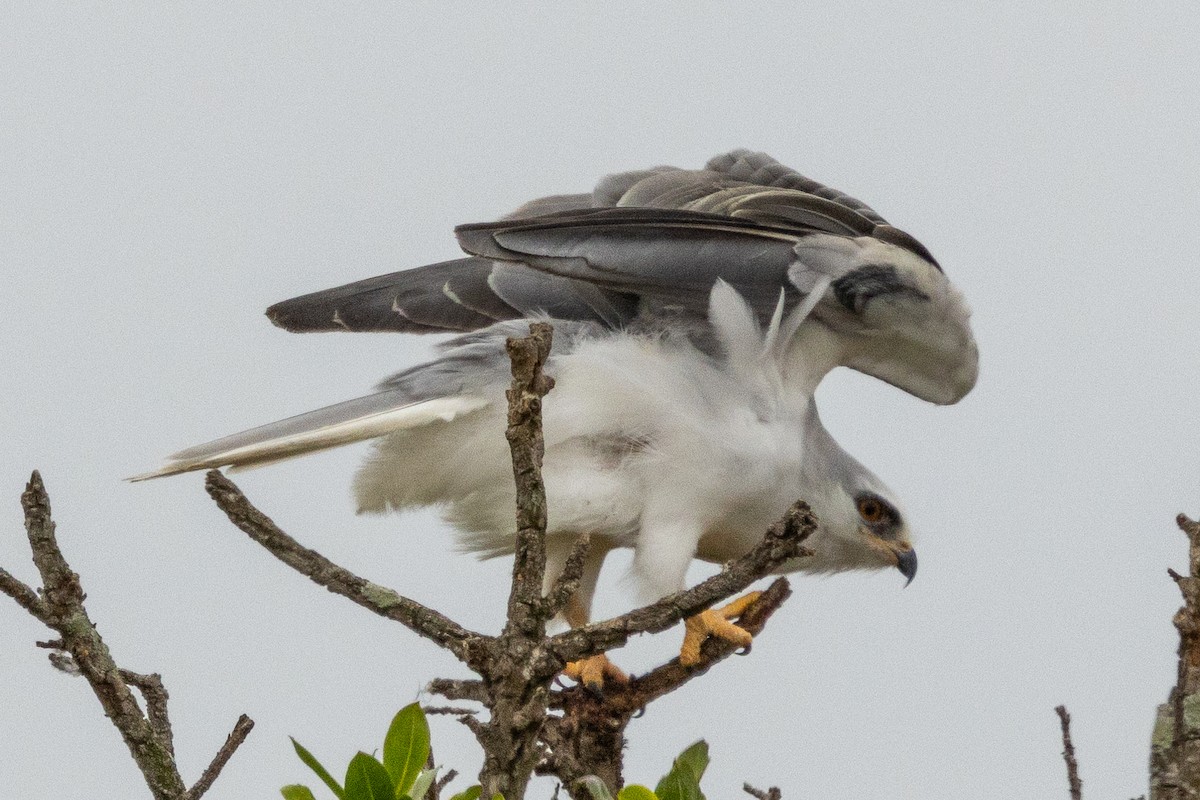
[564,654,629,691]
[679,591,762,666]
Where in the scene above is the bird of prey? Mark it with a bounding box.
[135,150,977,686]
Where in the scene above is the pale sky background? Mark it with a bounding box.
[3,4,1199,799]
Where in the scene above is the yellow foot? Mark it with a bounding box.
[564,653,630,691]
[680,590,763,667]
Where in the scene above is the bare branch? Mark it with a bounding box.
[426,678,488,703]
[185,714,255,800]
[432,768,459,800]
[1055,706,1083,800]
[543,534,592,620]
[121,669,176,756]
[503,321,555,638]
[743,783,782,800]
[422,706,479,717]
[0,566,47,621]
[205,470,489,666]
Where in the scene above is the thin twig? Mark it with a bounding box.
[543,534,591,619]
[743,783,782,800]
[0,566,47,620]
[184,714,255,800]
[458,714,486,737]
[205,470,489,666]
[121,670,176,757]
[1055,705,1083,800]
[422,706,479,717]
[432,768,459,800]
[426,678,488,703]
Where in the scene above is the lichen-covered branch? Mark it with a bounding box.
[1,471,253,800]
[502,320,555,638]
[478,322,558,800]
[205,470,489,667]
[543,534,592,620]
[121,669,176,756]
[1151,512,1200,799]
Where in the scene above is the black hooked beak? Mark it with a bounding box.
[896,548,918,587]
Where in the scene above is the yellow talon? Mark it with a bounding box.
[680,590,763,667]
[564,653,630,691]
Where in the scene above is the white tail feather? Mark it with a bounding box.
[127,396,488,481]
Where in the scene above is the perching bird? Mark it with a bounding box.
[135,150,976,685]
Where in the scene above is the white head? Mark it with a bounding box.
[790,403,917,584]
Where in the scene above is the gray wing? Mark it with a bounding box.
[266,254,639,334]
[456,208,808,322]
[267,150,976,403]
[266,258,512,333]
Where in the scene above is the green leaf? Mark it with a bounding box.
[382,703,431,794]
[449,786,482,800]
[346,752,397,800]
[672,741,710,784]
[617,785,658,800]
[406,767,438,800]
[654,740,708,800]
[291,737,347,800]
[282,785,318,800]
[653,769,695,800]
[577,775,615,800]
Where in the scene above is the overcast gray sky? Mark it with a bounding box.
[3,3,1199,799]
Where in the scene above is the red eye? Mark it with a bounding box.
[857,497,885,524]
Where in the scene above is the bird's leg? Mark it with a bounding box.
[543,536,625,690]
[562,593,629,690]
[631,512,761,669]
[680,591,763,667]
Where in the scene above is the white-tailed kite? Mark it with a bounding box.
[136,150,976,685]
